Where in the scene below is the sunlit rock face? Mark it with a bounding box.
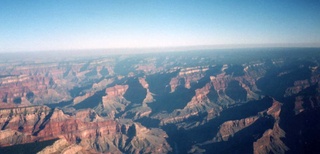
[105,85,129,97]
[0,107,171,153]
[0,48,320,153]
[213,116,260,142]
[0,75,64,104]
[169,66,209,91]
[253,101,289,154]
[37,138,88,154]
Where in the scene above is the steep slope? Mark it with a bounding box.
[0,106,171,153]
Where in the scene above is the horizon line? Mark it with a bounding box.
[1,43,320,54]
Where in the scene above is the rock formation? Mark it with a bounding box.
[0,106,171,153]
[0,49,319,153]
[213,116,260,142]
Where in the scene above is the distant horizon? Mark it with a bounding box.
[1,43,320,55]
[2,37,320,54]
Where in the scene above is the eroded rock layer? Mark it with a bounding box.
[0,106,171,153]
[0,49,319,154]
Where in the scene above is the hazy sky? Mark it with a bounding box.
[0,0,320,52]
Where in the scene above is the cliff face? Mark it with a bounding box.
[285,79,310,96]
[215,100,290,154]
[0,129,35,146]
[0,75,62,105]
[95,85,130,119]
[0,57,118,106]
[253,123,289,154]
[153,64,264,129]
[0,106,52,135]
[213,116,260,142]
[173,66,209,90]
[0,106,171,153]
[214,100,283,144]
[37,138,89,154]
[0,65,74,105]
[157,82,222,129]
[105,85,128,97]
[210,73,230,92]
[138,77,154,104]
[253,101,289,154]
[187,98,289,154]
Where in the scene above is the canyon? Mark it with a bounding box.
[0,48,320,153]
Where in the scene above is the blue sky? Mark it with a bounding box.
[0,0,320,52]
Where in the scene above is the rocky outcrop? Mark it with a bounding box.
[96,79,154,120]
[37,138,88,154]
[73,79,115,105]
[187,98,286,154]
[213,116,260,142]
[182,67,208,89]
[138,77,154,104]
[0,56,120,106]
[169,77,180,93]
[159,67,263,129]
[0,106,52,134]
[234,75,261,100]
[0,75,57,104]
[0,106,171,153]
[156,83,222,129]
[94,120,172,154]
[266,100,282,119]
[0,65,74,105]
[285,79,310,96]
[95,85,130,118]
[116,77,154,120]
[253,123,289,154]
[169,66,209,92]
[210,73,231,92]
[105,85,128,97]
[292,84,320,115]
[135,62,158,74]
[73,92,95,105]
[92,78,114,91]
[0,129,35,146]
[294,96,305,115]
[187,83,212,107]
[253,100,289,154]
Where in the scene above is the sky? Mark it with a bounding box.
[0,0,320,52]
